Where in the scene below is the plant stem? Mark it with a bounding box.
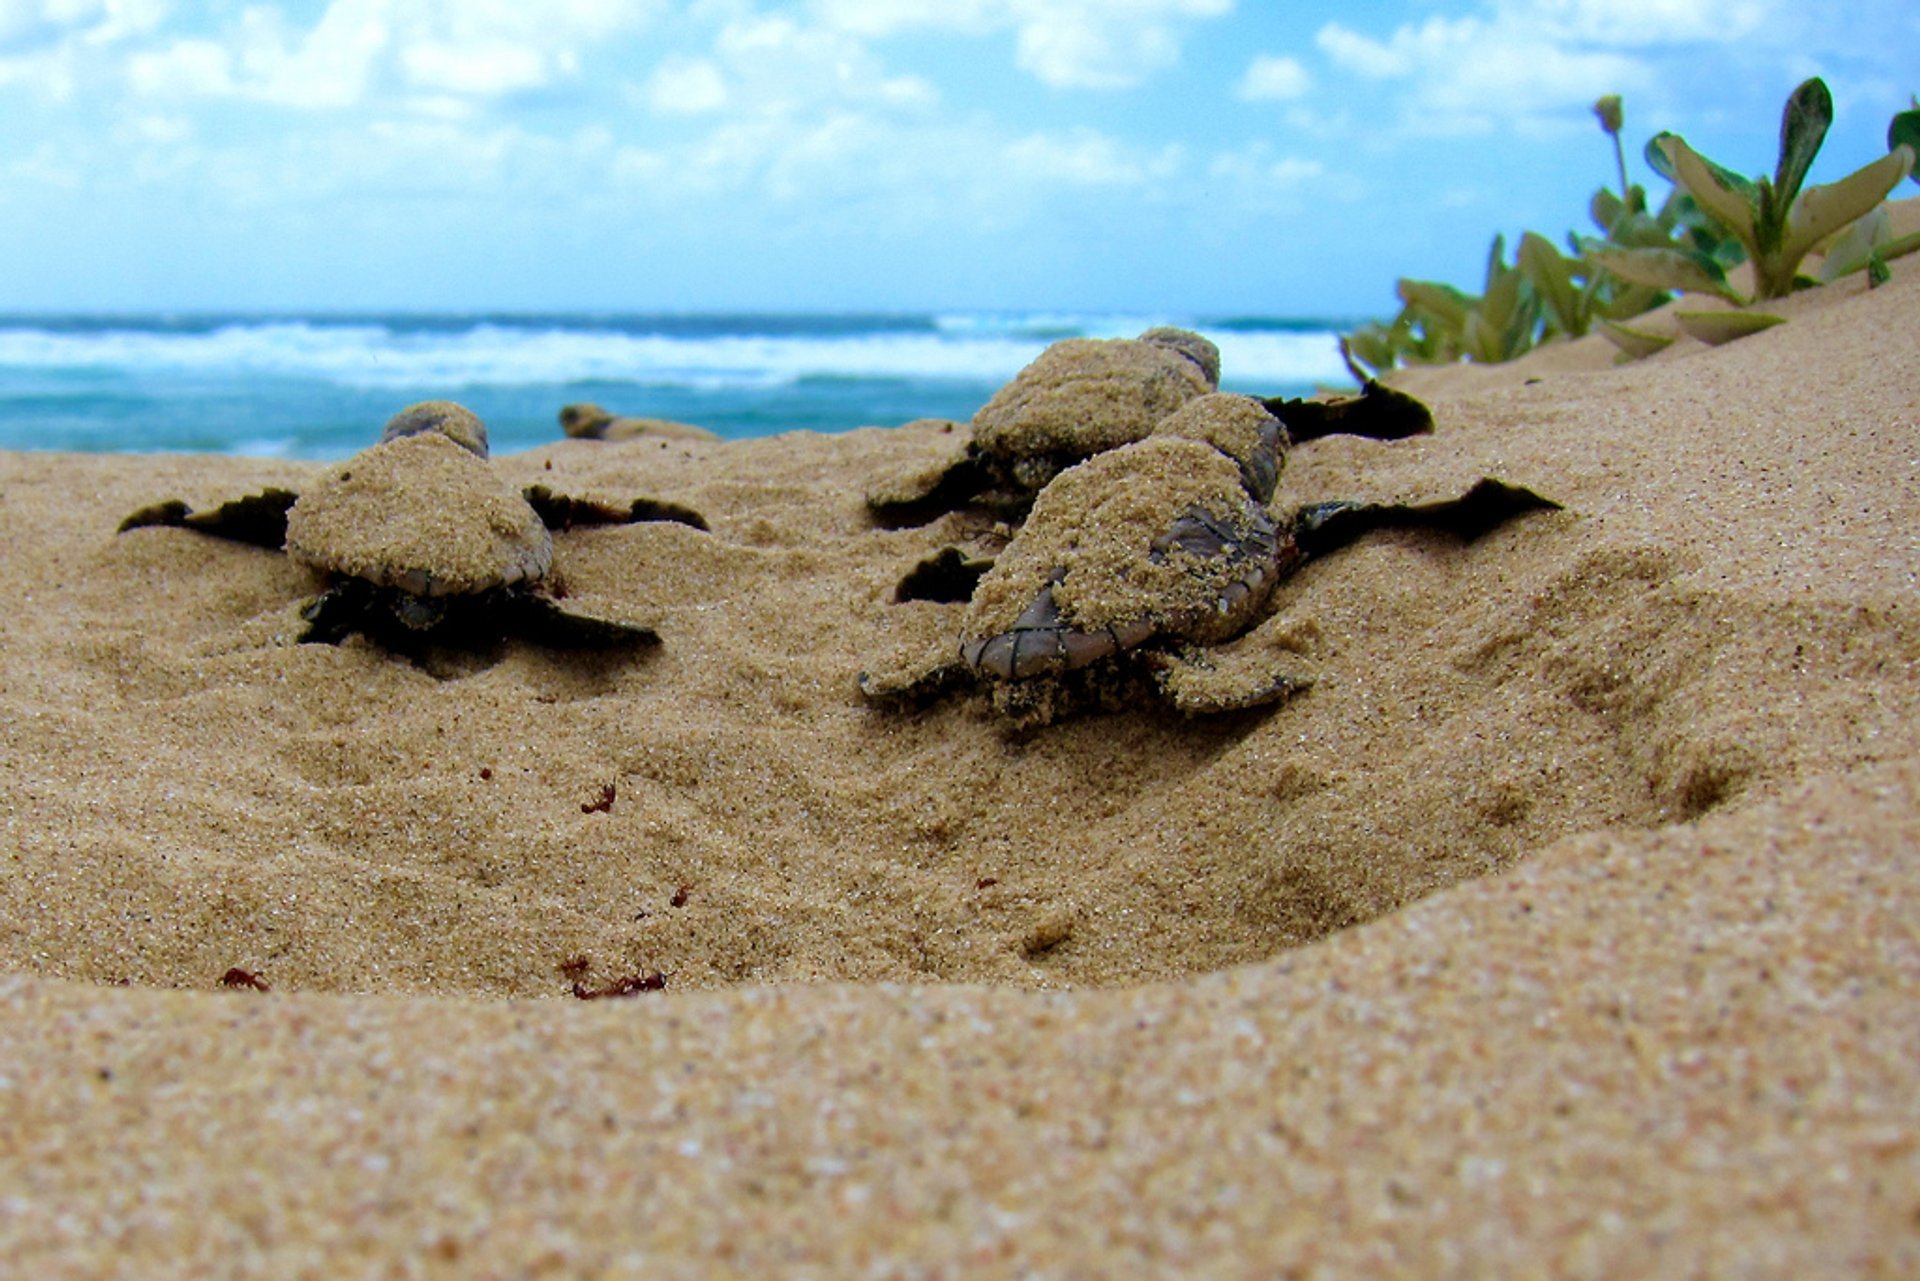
[1612,133,1630,209]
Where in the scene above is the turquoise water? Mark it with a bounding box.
[0,311,1357,459]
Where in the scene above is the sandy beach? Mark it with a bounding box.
[2,263,1918,1274]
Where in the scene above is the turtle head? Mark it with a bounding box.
[1150,393,1284,503]
[558,403,615,439]
[1138,327,1221,389]
[380,401,490,458]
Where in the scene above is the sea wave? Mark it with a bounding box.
[0,314,1349,392]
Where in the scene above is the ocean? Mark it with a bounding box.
[0,311,1357,459]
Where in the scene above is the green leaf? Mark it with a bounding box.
[1396,279,1475,339]
[1587,244,1745,303]
[1518,231,1586,335]
[1342,324,1402,376]
[1892,108,1920,186]
[1779,146,1915,271]
[1612,210,1680,250]
[1773,77,1832,208]
[1672,309,1787,346]
[1660,135,1759,248]
[1596,283,1668,320]
[1867,249,1891,288]
[1644,133,1678,182]
[1590,187,1625,235]
[1819,206,1891,282]
[1598,319,1675,360]
[1482,234,1510,295]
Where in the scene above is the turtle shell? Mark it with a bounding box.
[958,436,1282,680]
[1149,392,1285,503]
[970,332,1217,473]
[284,431,553,597]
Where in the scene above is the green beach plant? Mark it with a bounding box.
[1623,78,1913,302]
[1343,80,1920,375]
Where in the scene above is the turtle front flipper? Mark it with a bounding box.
[522,485,709,533]
[505,592,661,649]
[892,546,996,604]
[865,450,991,529]
[118,487,300,549]
[1262,381,1433,444]
[298,580,380,645]
[1294,478,1561,560]
[1151,644,1314,715]
[856,659,969,707]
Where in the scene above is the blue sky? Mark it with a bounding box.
[0,0,1914,317]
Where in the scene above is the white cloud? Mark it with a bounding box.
[1310,0,1786,137]
[0,0,164,51]
[1313,3,1703,135]
[123,0,662,110]
[0,0,164,98]
[1006,128,1183,186]
[686,15,937,115]
[1512,0,1771,46]
[1208,146,1325,188]
[127,38,234,97]
[402,41,551,97]
[1317,18,1475,81]
[1236,54,1310,102]
[646,54,728,115]
[810,0,1230,89]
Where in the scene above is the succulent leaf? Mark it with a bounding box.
[1819,206,1892,282]
[1672,309,1787,345]
[1779,146,1914,272]
[1396,279,1475,339]
[1597,319,1675,360]
[1891,107,1920,185]
[1587,244,1744,303]
[1773,77,1833,208]
[1659,135,1760,249]
[1517,232,1586,335]
[1590,187,1624,235]
[1644,133,1676,182]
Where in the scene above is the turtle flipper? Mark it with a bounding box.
[1152,646,1313,715]
[506,592,661,649]
[298,582,375,645]
[522,485,709,533]
[857,659,969,707]
[1294,478,1560,560]
[892,546,996,604]
[118,487,300,549]
[1262,381,1433,444]
[866,452,991,529]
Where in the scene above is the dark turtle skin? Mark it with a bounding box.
[860,394,1558,726]
[118,401,708,653]
[867,327,1435,528]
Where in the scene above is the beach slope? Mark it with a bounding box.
[2,271,1917,1274]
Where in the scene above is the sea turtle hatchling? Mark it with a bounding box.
[866,326,1220,524]
[866,326,1435,527]
[118,400,709,651]
[559,402,719,443]
[859,393,1557,725]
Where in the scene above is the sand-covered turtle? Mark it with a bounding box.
[866,327,1433,526]
[119,400,708,652]
[559,402,718,443]
[860,393,1556,725]
[866,327,1218,523]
